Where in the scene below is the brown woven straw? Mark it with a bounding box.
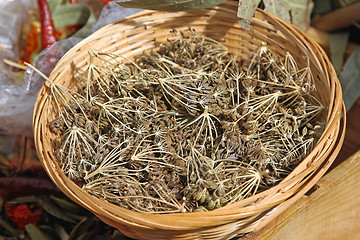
[33,2,345,239]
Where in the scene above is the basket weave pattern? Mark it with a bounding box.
[33,2,345,239]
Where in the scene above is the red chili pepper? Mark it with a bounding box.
[102,0,113,5]
[37,0,57,50]
[69,0,77,3]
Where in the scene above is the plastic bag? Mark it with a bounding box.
[0,1,140,136]
[0,0,37,135]
[90,1,141,33]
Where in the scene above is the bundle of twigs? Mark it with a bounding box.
[45,29,323,213]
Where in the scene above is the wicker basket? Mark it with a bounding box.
[33,2,345,239]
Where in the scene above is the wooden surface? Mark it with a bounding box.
[241,150,360,240]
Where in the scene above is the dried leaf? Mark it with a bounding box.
[329,31,350,73]
[237,0,312,30]
[117,0,226,11]
[286,0,314,31]
[25,224,51,240]
[339,47,360,110]
[263,0,290,22]
[237,0,261,30]
[117,0,312,30]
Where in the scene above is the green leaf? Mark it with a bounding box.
[37,225,60,240]
[47,0,61,14]
[38,196,77,223]
[77,232,93,240]
[68,217,96,240]
[8,196,39,204]
[329,31,350,74]
[54,223,69,240]
[237,0,261,30]
[72,10,97,38]
[49,195,84,214]
[52,4,91,29]
[339,47,360,110]
[25,224,51,240]
[0,218,20,237]
[91,235,115,240]
[117,0,226,11]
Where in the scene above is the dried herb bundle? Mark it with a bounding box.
[48,29,324,213]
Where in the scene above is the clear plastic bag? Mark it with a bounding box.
[0,0,37,135]
[0,0,36,62]
[0,1,140,136]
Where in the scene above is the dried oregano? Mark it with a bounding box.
[47,29,324,213]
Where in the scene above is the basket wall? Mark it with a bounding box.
[33,2,345,240]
